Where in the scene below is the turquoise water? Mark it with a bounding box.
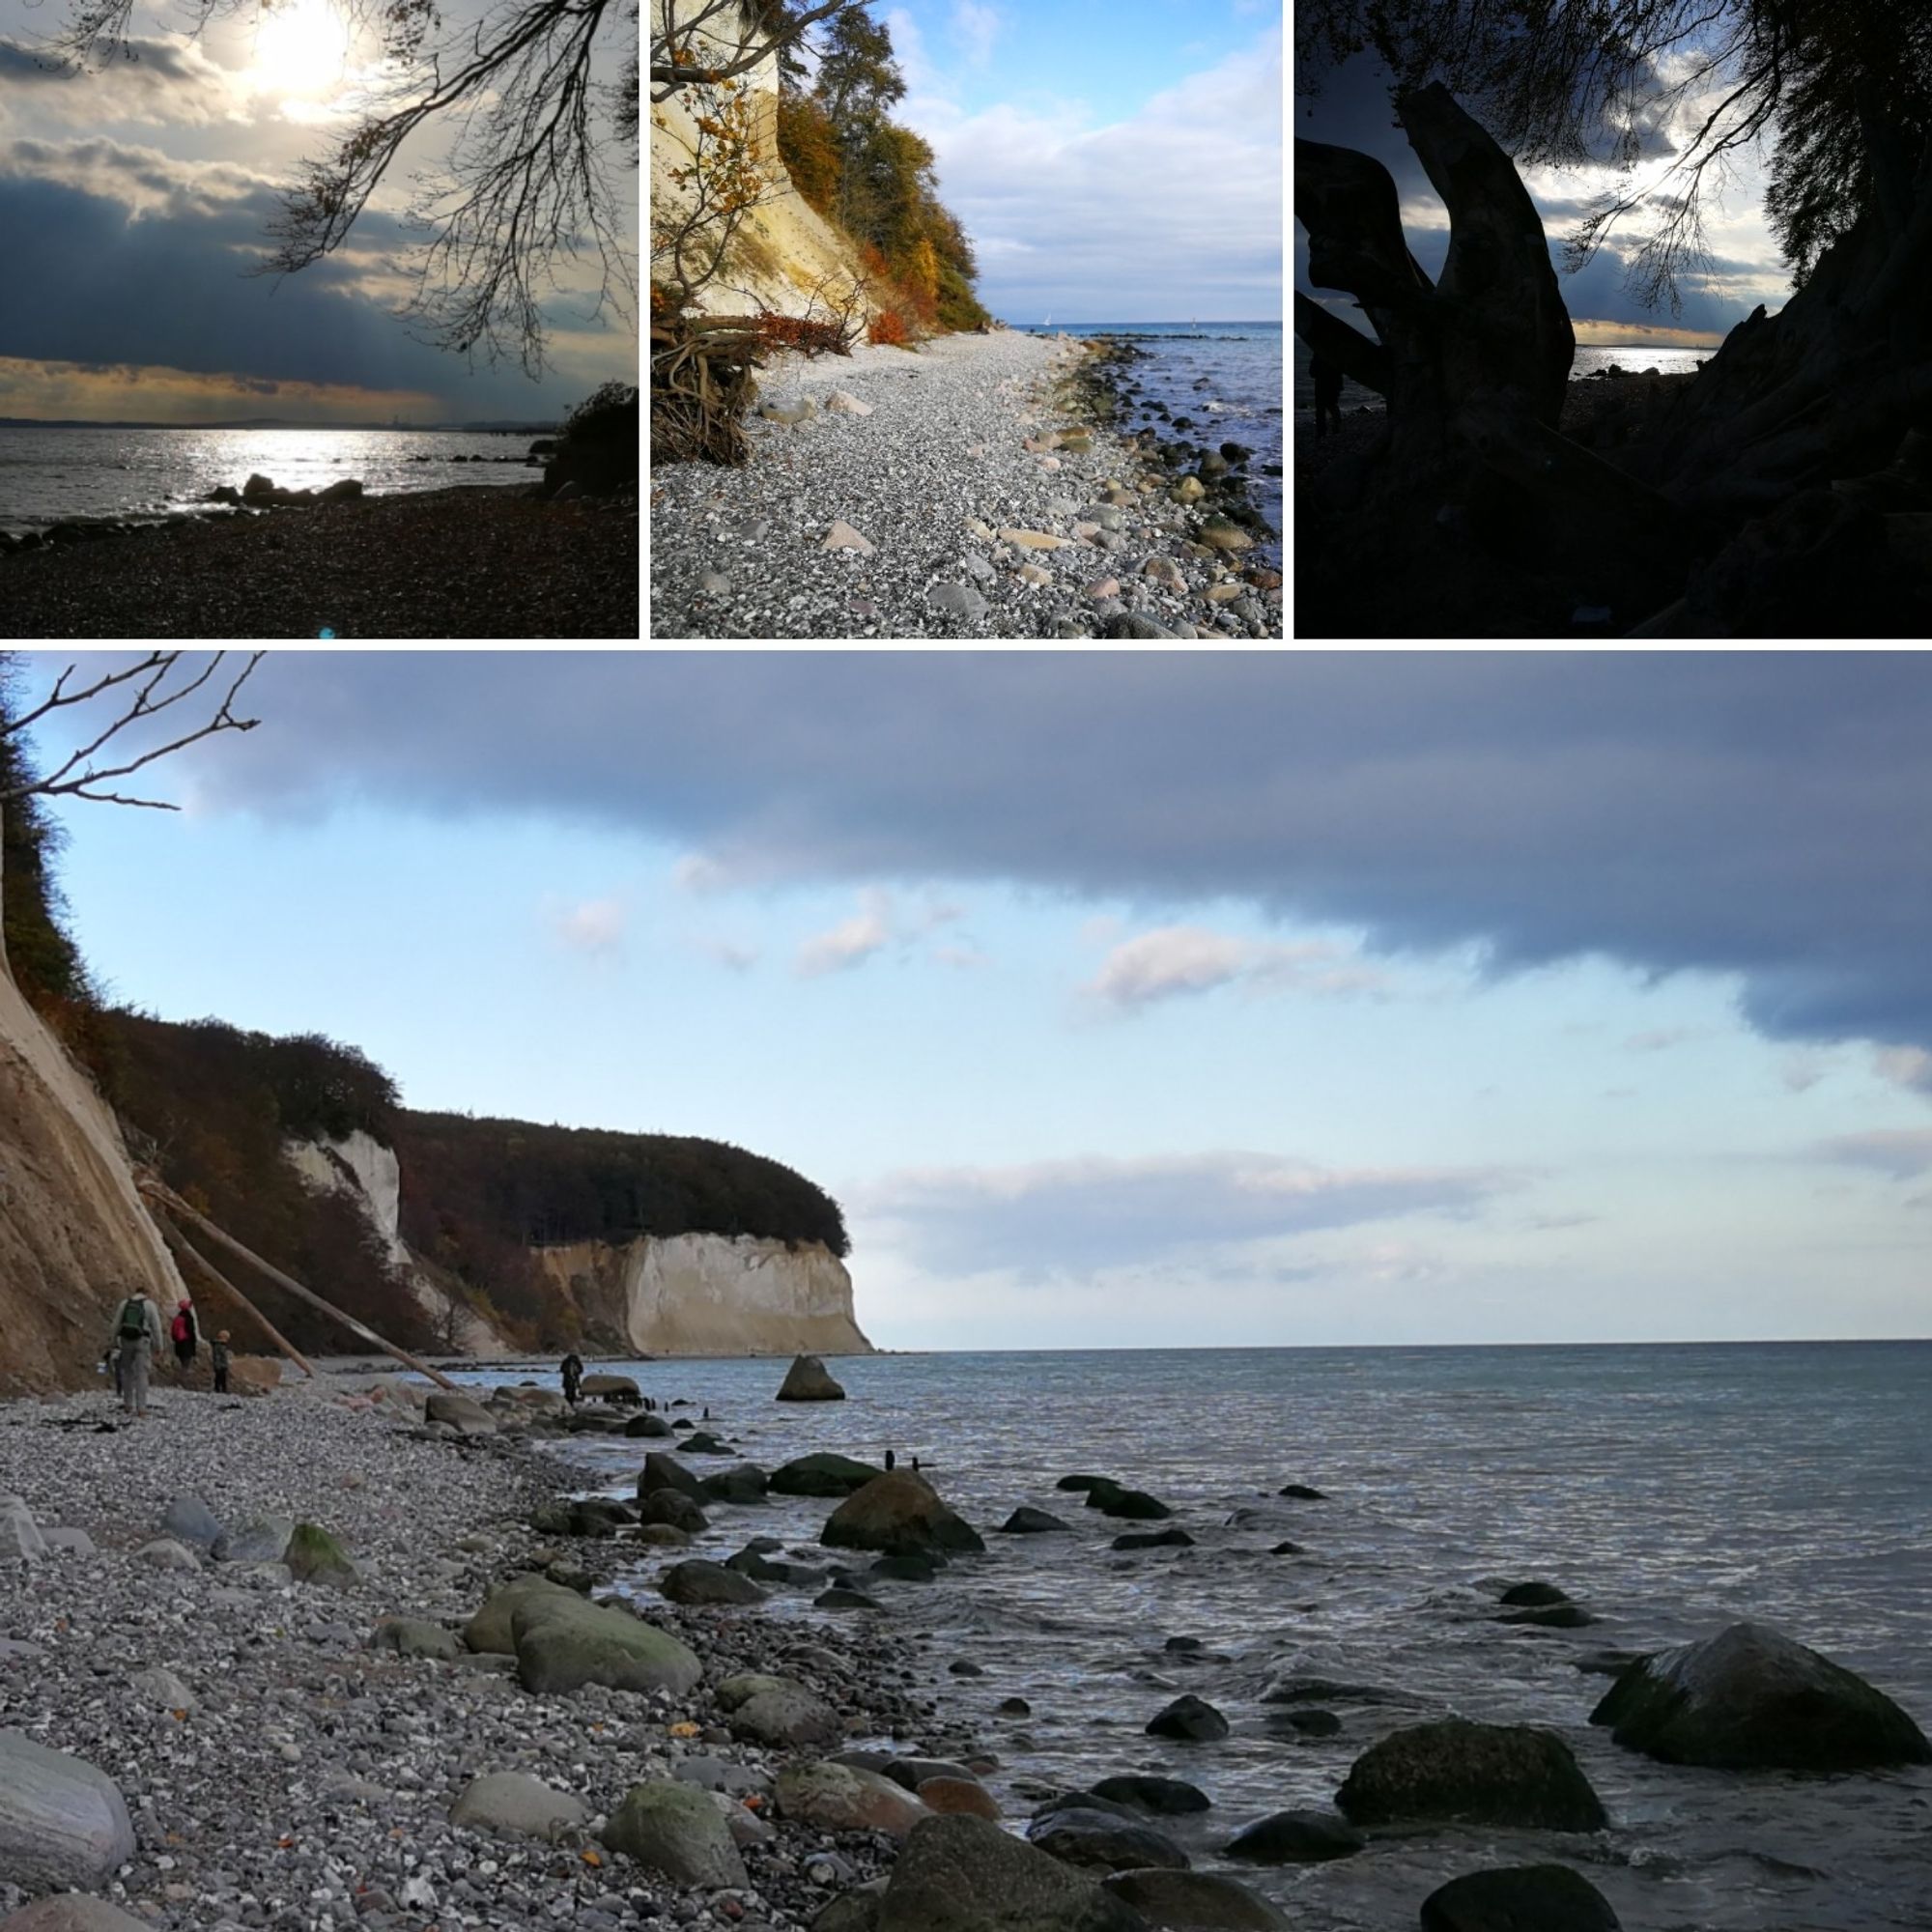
[455,1340,1931,1929]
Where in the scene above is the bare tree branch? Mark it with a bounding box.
[649,0,851,100]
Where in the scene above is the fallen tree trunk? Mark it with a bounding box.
[153,1212,316,1380]
[137,1177,458,1390]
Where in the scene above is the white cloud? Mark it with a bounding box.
[1874,1045,1932,1094]
[856,1150,1519,1270]
[950,0,999,67]
[1088,923,1384,1009]
[1811,1129,1932,1179]
[796,888,895,978]
[0,134,270,218]
[0,36,250,128]
[549,895,625,956]
[895,26,1282,317]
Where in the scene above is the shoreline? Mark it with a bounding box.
[0,484,638,641]
[648,331,1282,640]
[0,1369,962,1930]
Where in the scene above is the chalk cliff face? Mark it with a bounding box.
[284,1130,515,1354]
[537,1233,873,1357]
[0,965,183,1395]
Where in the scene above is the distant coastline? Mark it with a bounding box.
[0,416,561,433]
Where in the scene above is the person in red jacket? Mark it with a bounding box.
[170,1299,199,1378]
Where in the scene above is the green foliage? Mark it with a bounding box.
[777,91,843,216]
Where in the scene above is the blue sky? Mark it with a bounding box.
[19,650,1932,1353]
[867,0,1282,323]
[0,0,636,421]
[1296,45,1794,350]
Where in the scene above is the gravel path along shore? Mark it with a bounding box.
[0,1374,959,1932]
[649,332,1282,640]
[0,486,638,641]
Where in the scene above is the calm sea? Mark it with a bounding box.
[0,425,552,536]
[1012,322,1283,566]
[445,1340,1932,1931]
[1292,340,1714,427]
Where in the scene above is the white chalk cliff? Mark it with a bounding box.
[284,1130,514,1354]
[537,1233,873,1357]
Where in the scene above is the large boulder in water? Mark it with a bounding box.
[822,1471,984,1555]
[1336,1720,1607,1832]
[1420,1863,1621,1930]
[1589,1621,1931,1771]
[776,1353,846,1401]
[872,1812,1150,1931]
[1101,1868,1288,1929]
[769,1452,884,1497]
[1027,1805,1189,1873]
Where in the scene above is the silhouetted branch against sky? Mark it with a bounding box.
[37,0,638,375]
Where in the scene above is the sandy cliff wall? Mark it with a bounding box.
[0,965,184,1394]
[285,1130,514,1354]
[537,1233,872,1356]
[650,0,875,322]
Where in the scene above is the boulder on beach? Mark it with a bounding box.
[640,1490,708,1534]
[719,1673,843,1748]
[426,1390,497,1435]
[1223,1808,1364,1864]
[1589,1621,1932,1771]
[776,1353,847,1401]
[822,1471,985,1556]
[700,1462,771,1505]
[870,1812,1150,1931]
[658,1557,765,1606]
[638,1451,708,1501]
[1101,1868,1287,1929]
[778,1760,932,1838]
[242,472,277,501]
[1093,1488,1173,1520]
[284,1520,356,1588]
[1092,1776,1209,1816]
[603,1778,749,1888]
[581,1373,641,1405]
[769,1452,885,1497]
[1419,1863,1622,1931]
[317,477,365,502]
[448,1770,589,1843]
[465,1574,582,1654]
[1146,1695,1229,1742]
[1028,1806,1190,1873]
[0,1900,155,1931]
[1336,1720,1607,1832]
[200,485,242,506]
[624,1410,674,1437]
[0,1728,137,1889]
[508,1589,702,1697]
[370,1616,462,1662]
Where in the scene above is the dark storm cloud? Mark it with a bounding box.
[0,168,562,411]
[91,652,1932,1066]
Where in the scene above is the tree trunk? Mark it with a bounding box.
[155,1213,317,1380]
[137,1178,460,1390]
[1294,81,1575,493]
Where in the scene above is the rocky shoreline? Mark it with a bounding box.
[0,485,638,641]
[647,332,1282,640]
[5,1363,1924,1932]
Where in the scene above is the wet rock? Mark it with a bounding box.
[1419,1863,1622,1931]
[1101,1868,1287,1929]
[1589,1621,1932,1770]
[777,1352,846,1399]
[639,1452,709,1501]
[317,477,365,502]
[998,1506,1072,1534]
[1337,1720,1607,1831]
[869,1812,1147,1930]
[0,1730,136,1889]
[1146,1694,1229,1742]
[769,1453,885,1497]
[580,1374,640,1404]
[658,1558,765,1605]
[1499,1581,1572,1606]
[1277,1483,1326,1500]
[1224,1808,1364,1863]
[823,1471,985,1556]
[1029,1805,1190,1873]
[426,1391,497,1435]
[1090,1776,1209,1816]
[699,1462,770,1505]
[1112,1527,1194,1551]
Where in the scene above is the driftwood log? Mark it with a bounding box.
[139,1177,459,1390]
[156,1211,316,1379]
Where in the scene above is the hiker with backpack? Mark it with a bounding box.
[107,1286,164,1418]
[170,1299,199,1378]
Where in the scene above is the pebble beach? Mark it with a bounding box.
[647,332,1283,641]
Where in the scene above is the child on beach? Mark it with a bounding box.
[211,1329,232,1394]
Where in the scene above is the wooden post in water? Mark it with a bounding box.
[136,1176,459,1390]
[153,1210,316,1380]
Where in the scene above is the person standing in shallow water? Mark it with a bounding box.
[1310,355,1344,440]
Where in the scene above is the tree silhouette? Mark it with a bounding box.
[41,0,639,376]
